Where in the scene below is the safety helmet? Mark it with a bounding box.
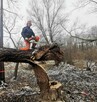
[35,36,40,42]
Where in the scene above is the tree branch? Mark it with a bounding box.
[3,9,18,16]
[3,23,17,48]
[90,0,97,4]
[61,24,97,42]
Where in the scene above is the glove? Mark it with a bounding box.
[35,36,40,42]
[25,37,29,41]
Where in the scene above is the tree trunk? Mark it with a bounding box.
[0,62,5,84]
[0,44,63,101]
[14,63,19,80]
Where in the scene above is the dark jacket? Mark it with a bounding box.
[21,26,35,39]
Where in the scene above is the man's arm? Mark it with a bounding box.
[21,27,27,39]
[31,29,35,37]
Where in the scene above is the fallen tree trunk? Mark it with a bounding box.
[0,44,63,63]
[0,44,63,101]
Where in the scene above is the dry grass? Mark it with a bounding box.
[73,60,87,69]
[63,47,97,68]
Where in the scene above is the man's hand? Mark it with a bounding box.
[28,37,35,41]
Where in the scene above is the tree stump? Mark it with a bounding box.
[41,81,63,101]
[49,81,62,101]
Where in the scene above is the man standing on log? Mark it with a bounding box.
[20,20,40,50]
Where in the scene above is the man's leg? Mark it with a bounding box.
[32,42,37,49]
[20,40,30,50]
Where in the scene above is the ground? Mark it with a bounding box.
[0,62,97,102]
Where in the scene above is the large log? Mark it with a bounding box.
[0,44,63,63]
[0,44,63,101]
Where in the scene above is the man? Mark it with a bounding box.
[20,20,39,50]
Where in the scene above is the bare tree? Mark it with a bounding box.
[3,16,22,79]
[3,0,22,80]
[28,0,67,44]
[3,0,22,48]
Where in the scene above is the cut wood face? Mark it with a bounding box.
[50,81,62,89]
[34,44,64,65]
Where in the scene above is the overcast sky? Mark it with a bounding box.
[4,0,97,27]
[18,0,97,27]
